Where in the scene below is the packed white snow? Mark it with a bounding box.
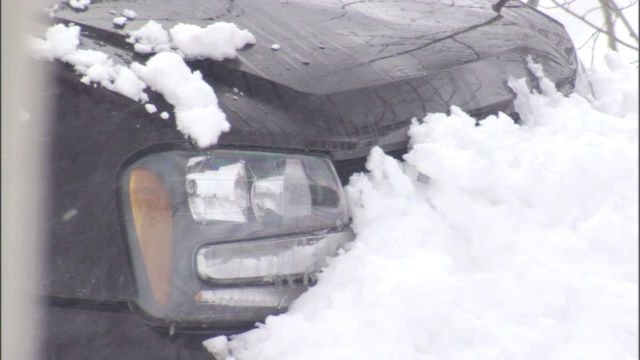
[27,23,79,61]
[204,54,638,360]
[130,52,230,147]
[145,103,158,114]
[169,22,257,60]
[28,20,256,148]
[68,0,91,10]
[112,16,128,27]
[127,20,257,60]
[121,9,137,20]
[126,20,172,54]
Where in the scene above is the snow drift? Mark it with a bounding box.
[204,54,639,360]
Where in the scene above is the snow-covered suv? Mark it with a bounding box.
[36,0,582,358]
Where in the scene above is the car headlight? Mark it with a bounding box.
[118,146,353,329]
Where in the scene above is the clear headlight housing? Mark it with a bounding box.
[118,146,353,329]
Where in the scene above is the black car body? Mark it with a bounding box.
[37,0,581,358]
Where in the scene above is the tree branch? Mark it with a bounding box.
[607,0,639,43]
[549,0,639,50]
[599,0,618,50]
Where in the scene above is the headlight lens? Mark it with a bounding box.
[119,147,353,328]
[186,158,249,223]
[196,232,352,285]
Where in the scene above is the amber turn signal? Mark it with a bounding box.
[129,168,173,306]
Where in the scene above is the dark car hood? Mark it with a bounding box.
[48,0,578,157]
[41,0,580,304]
[52,0,561,91]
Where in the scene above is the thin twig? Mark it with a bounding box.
[607,0,639,43]
[549,0,638,50]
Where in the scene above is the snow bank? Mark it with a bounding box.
[205,58,638,360]
[588,51,639,120]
